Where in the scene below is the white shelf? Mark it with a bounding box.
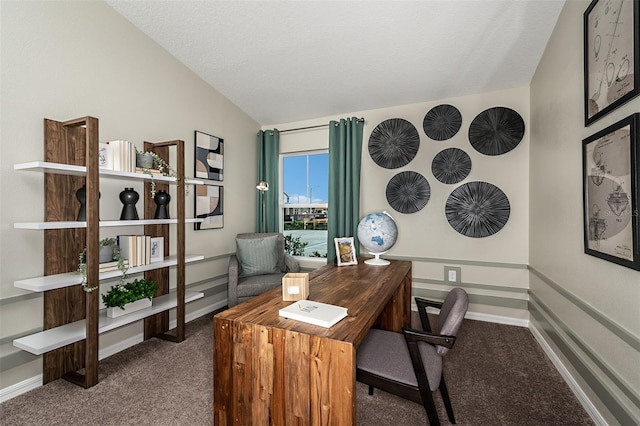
[14,218,204,230]
[14,254,205,292]
[13,161,204,186]
[13,291,205,355]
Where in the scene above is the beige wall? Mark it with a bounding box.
[267,86,531,324]
[1,1,259,393]
[530,1,640,424]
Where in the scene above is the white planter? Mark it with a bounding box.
[106,298,152,318]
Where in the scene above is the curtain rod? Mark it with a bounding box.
[277,117,365,134]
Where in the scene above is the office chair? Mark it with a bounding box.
[356,288,469,425]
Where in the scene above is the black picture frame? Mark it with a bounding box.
[582,113,640,270]
[194,184,224,230]
[584,0,640,126]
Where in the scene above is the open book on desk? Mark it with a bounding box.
[279,300,348,328]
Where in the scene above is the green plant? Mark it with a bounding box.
[135,148,184,197]
[310,251,327,258]
[101,278,157,310]
[284,234,308,256]
[78,238,128,293]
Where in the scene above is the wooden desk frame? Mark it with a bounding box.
[213,259,412,425]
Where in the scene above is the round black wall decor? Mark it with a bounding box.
[368,118,420,169]
[431,148,472,184]
[445,181,510,238]
[386,171,431,214]
[423,104,462,141]
[468,107,525,156]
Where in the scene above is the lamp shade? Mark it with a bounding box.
[256,181,269,191]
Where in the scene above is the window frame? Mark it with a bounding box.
[279,149,329,257]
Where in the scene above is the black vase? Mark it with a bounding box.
[119,187,139,220]
[75,185,100,221]
[154,190,171,219]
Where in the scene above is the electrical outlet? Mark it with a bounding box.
[444,266,461,284]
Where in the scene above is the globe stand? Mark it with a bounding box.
[364,252,390,266]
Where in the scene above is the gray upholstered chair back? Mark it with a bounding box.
[435,287,468,355]
[235,233,286,272]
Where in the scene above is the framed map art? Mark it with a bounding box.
[583,0,639,125]
[582,114,639,270]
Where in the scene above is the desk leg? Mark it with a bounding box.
[375,265,412,332]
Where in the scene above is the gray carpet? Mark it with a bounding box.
[0,313,593,425]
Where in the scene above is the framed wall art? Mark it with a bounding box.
[195,130,224,181]
[584,0,639,126]
[194,184,224,230]
[582,113,639,270]
[335,237,357,266]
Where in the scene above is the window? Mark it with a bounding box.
[281,150,328,258]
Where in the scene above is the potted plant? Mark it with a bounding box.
[77,237,128,293]
[102,278,157,318]
[135,148,179,197]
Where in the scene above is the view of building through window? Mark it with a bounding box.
[281,151,328,257]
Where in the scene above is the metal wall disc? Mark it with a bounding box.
[468,107,524,155]
[423,104,462,141]
[386,171,430,214]
[445,181,510,237]
[368,118,420,169]
[431,148,472,184]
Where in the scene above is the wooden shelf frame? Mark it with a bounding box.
[12,116,199,389]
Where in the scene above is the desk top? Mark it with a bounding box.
[215,258,411,347]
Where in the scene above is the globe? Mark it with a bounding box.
[357,211,398,265]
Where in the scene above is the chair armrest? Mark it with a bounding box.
[415,297,443,310]
[402,327,456,350]
[284,253,300,273]
[227,255,240,307]
[415,297,443,332]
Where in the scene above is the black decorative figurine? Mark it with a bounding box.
[119,187,139,220]
[153,190,171,219]
[75,185,100,221]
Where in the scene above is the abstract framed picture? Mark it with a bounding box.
[335,237,357,266]
[582,113,639,270]
[584,0,639,126]
[194,184,224,230]
[195,130,223,181]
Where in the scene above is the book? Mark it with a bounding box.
[278,300,348,328]
[99,260,129,270]
[117,235,137,267]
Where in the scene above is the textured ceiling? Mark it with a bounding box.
[106,0,565,125]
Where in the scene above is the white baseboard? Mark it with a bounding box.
[529,323,607,426]
[0,300,228,402]
[0,374,42,403]
[414,303,530,328]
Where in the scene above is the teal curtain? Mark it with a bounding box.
[256,130,280,233]
[327,117,364,264]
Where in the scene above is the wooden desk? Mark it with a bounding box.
[213,259,412,425]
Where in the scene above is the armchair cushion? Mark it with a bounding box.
[236,235,281,277]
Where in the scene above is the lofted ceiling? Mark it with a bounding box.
[106,0,565,125]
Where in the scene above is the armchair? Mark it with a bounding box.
[227,233,300,307]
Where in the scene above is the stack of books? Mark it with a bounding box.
[99,259,129,272]
[117,235,152,267]
[99,140,136,172]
